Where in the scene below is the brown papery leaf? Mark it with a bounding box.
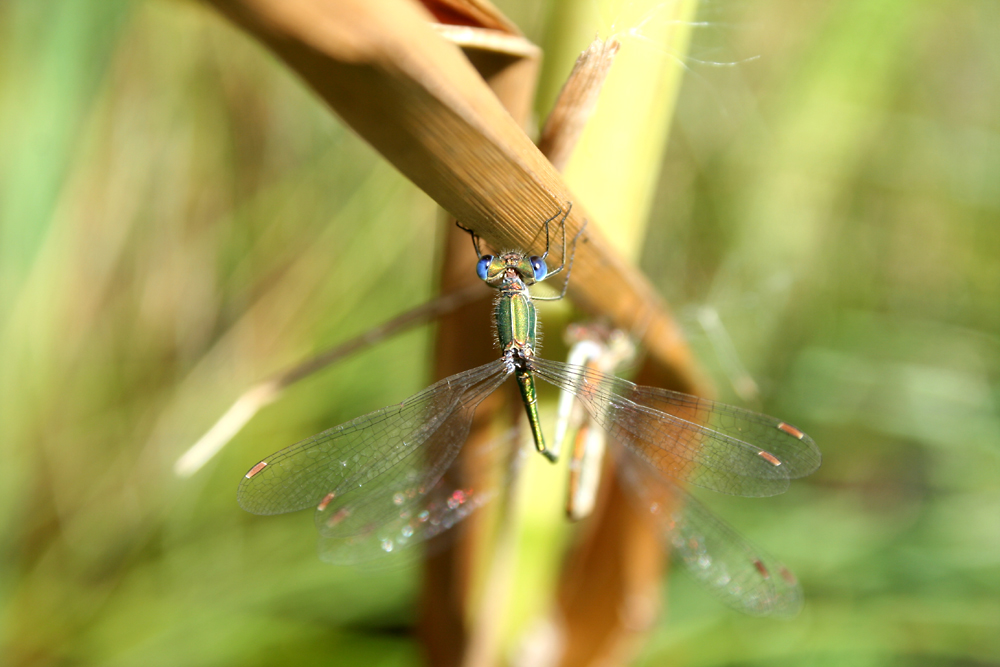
[207,0,702,393]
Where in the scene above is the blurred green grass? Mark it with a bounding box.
[1,0,998,666]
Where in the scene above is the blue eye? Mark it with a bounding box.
[530,256,547,281]
[476,256,492,281]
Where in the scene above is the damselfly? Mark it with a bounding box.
[238,205,820,615]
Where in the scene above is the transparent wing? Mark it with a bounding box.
[532,357,820,497]
[237,359,509,518]
[317,427,527,565]
[620,452,803,617]
[316,470,490,565]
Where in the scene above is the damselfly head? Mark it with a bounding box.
[476,251,545,287]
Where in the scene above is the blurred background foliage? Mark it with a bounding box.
[1,0,998,665]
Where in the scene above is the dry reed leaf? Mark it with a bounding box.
[207,0,704,394]
[554,459,665,667]
[538,38,622,173]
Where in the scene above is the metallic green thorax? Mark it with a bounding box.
[495,289,537,351]
[481,252,554,462]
